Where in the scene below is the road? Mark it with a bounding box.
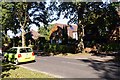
[19,56,120,79]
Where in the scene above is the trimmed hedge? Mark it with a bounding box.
[101,43,120,52]
[43,43,76,54]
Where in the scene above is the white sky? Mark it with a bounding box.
[30,18,70,31]
[102,0,111,3]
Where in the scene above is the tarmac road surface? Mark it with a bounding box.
[19,56,120,79]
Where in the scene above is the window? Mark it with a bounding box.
[8,48,17,53]
[20,48,32,53]
[20,49,26,53]
[26,48,32,52]
[73,32,78,40]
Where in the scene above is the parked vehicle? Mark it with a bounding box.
[3,47,35,65]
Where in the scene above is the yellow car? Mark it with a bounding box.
[4,47,35,65]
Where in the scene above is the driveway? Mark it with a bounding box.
[19,56,120,79]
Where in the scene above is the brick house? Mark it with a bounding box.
[50,23,78,44]
[25,29,45,46]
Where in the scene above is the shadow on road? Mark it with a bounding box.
[76,59,120,80]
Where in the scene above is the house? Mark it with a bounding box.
[25,29,40,45]
[50,23,78,44]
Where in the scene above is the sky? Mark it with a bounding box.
[30,18,69,31]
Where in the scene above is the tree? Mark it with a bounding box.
[1,2,49,47]
[50,2,90,52]
[0,2,21,35]
[38,24,54,40]
[49,1,120,52]
[2,33,11,46]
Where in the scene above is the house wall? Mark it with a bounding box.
[67,25,78,40]
[72,31,78,40]
[50,23,78,44]
[67,30,73,38]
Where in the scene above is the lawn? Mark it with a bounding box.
[1,63,55,78]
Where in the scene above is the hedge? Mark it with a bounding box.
[101,43,120,52]
[43,43,76,54]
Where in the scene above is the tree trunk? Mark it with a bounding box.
[21,25,26,47]
[77,5,85,53]
[5,27,7,35]
[81,25,85,50]
[77,20,85,52]
[118,27,120,41]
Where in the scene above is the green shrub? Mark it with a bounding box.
[28,45,34,49]
[49,44,56,53]
[67,45,76,53]
[43,43,50,52]
[101,43,120,51]
[42,43,76,54]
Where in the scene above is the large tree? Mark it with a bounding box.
[1,2,49,47]
[49,1,120,52]
[0,2,21,35]
[48,2,94,52]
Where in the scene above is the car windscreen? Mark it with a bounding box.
[20,48,32,53]
[7,48,17,53]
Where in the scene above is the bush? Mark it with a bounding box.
[101,43,120,52]
[67,45,76,53]
[28,45,34,49]
[43,43,50,52]
[43,43,76,55]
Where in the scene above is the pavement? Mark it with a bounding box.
[57,53,114,62]
[18,54,120,79]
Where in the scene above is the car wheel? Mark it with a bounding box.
[32,60,36,62]
[14,59,19,65]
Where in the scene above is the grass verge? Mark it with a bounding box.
[1,63,55,78]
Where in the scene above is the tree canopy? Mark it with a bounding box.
[38,24,54,40]
[48,2,120,51]
[1,1,120,51]
[1,2,51,46]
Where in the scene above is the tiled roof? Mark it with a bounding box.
[50,23,78,34]
[30,29,40,40]
[50,23,78,38]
